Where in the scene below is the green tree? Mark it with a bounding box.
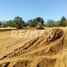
[63,20,67,26]
[34,17,44,25]
[0,22,1,25]
[26,19,33,27]
[54,21,61,27]
[13,16,25,29]
[0,21,1,26]
[26,17,44,27]
[2,23,6,27]
[6,20,13,27]
[46,20,55,27]
[60,16,66,26]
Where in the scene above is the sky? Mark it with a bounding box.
[0,0,67,22]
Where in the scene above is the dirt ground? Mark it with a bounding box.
[0,27,67,67]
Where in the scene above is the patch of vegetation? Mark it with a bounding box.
[0,16,67,29]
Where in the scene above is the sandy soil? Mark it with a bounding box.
[0,27,67,67]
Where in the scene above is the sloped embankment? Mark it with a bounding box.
[0,29,64,67]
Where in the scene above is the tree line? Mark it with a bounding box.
[0,16,67,29]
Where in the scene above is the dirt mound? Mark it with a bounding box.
[0,28,65,67]
[0,60,32,67]
[47,29,64,42]
[37,58,56,67]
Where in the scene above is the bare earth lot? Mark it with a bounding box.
[0,27,67,67]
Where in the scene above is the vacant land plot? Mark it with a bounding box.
[0,27,67,67]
